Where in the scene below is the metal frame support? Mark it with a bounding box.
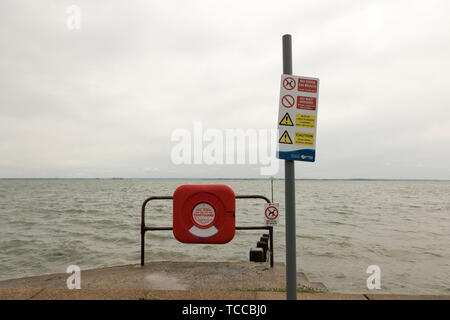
[140,195,274,268]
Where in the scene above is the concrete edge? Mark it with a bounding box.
[2,288,449,300]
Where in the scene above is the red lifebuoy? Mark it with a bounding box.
[173,185,235,244]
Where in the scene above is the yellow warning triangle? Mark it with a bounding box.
[279,113,293,126]
[279,130,293,144]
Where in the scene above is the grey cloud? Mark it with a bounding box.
[0,0,449,179]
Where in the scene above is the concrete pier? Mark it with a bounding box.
[0,262,325,291]
[0,262,448,300]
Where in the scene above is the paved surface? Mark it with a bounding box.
[1,288,449,300]
[1,262,449,300]
[0,262,326,291]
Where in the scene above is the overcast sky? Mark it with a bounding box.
[1,0,449,179]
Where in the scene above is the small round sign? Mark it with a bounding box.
[192,202,215,228]
[281,94,295,108]
[265,206,279,221]
[283,77,296,90]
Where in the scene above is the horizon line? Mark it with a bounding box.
[0,177,449,181]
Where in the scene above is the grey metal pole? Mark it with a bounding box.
[282,34,297,300]
[270,176,274,203]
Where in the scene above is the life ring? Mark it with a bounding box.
[173,185,235,244]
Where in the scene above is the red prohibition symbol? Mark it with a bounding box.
[281,94,295,108]
[265,206,279,221]
[283,77,296,90]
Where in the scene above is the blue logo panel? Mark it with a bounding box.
[277,149,315,162]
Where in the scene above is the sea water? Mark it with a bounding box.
[0,179,449,295]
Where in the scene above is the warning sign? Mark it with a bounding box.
[295,132,314,146]
[264,203,279,226]
[277,74,319,162]
[298,78,318,93]
[295,114,315,128]
[279,113,293,126]
[297,96,316,111]
[279,130,292,144]
[282,77,296,90]
[281,94,295,108]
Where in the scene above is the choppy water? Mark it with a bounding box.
[0,179,449,295]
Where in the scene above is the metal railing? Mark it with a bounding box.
[141,195,274,267]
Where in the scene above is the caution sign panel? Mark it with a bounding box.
[295,132,314,146]
[277,74,319,162]
[295,114,315,128]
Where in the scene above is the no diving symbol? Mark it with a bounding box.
[281,94,295,108]
[283,77,296,90]
[265,206,279,221]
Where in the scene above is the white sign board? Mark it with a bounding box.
[264,203,279,226]
[277,74,320,162]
